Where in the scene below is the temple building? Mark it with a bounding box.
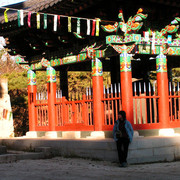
[0,0,179,138]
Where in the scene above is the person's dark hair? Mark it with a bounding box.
[118,111,126,121]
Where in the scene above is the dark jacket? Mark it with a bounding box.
[113,119,134,142]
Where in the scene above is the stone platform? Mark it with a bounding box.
[1,135,180,164]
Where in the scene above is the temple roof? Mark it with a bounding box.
[0,0,179,66]
[0,0,93,23]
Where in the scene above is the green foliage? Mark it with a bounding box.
[0,49,6,59]
[172,68,180,81]
[1,71,28,90]
[68,71,92,96]
[9,89,29,137]
[149,71,157,81]
[36,71,47,92]
[68,71,111,99]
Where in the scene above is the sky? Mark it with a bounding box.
[0,0,26,7]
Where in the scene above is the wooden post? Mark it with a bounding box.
[47,66,57,131]
[120,53,134,125]
[92,58,104,131]
[156,54,169,128]
[111,56,120,85]
[82,95,87,125]
[60,68,69,99]
[27,70,37,131]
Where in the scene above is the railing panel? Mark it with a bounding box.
[34,81,180,132]
[102,83,122,126]
[55,93,93,128]
[133,82,159,126]
[35,101,48,127]
[103,82,160,128]
[169,82,180,121]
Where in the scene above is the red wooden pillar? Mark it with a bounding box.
[47,66,57,131]
[92,58,104,131]
[120,53,134,125]
[27,70,37,131]
[156,54,170,128]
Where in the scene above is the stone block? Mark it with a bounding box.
[26,131,38,138]
[86,131,105,139]
[153,146,175,156]
[0,146,7,154]
[130,138,154,149]
[128,148,153,159]
[174,145,180,160]
[45,131,58,138]
[159,128,175,136]
[62,131,80,139]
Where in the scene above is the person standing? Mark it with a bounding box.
[113,111,134,167]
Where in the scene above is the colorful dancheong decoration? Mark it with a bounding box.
[11,8,180,72]
[156,54,167,73]
[92,58,103,76]
[27,70,36,85]
[41,58,50,67]
[101,8,148,36]
[103,9,148,55]
[46,66,56,83]
[120,53,131,72]
[156,17,180,38]
[110,44,136,54]
[82,43,101,59]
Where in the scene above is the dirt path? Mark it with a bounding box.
[0,157,180,180]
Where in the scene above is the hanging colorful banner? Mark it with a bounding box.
[152,32,155,54]
[68,17,71,32]
[1,7,105,38]
[144,31,149,42]
[20,10,24,26]
[95,19,100,36]
[58,15,61,27]
[87,19,90,35]
[77,18,80,34]
[44,13,47,29]
[28,11,32,28]
[54,15,57,31]
[36,13,40,29]
[167,35,172,44]
[91,20,96,36]
[4,8,9,23]
[17,10,20,27]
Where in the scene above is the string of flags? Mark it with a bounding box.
[2,6,106,37]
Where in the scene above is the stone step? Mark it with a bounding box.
[0,146,7,154]
[0,152,44,163]
[0,147,53,163]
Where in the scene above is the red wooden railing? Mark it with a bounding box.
[169,82,180,127]
[102,81,180,130]
[132,81,160,130]
[33,81,180,131]
[35,92,49,131]
[102,84,122,131]
[55,94,94,131]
